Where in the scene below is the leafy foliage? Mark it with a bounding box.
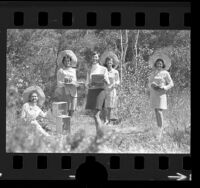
[6,29,190,153]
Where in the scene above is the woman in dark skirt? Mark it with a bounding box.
[85,51,110,135]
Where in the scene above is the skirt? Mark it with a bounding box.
[150,88,167,110]
[54,87,77,111]
[105,88,118,108]
[85,89,106,110]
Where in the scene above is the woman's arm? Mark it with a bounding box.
[104,69,110,85]
[115,70,120,85]
[21,103,27,119]
[163,72,174,91]
[39,110,47,118]
[85,71,91,88]
[57,69,65,87]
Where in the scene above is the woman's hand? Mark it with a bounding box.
[64,78,72,84]
[88,83,94,89]
[153,85,167,93]
[103,78,109,85]
[159,85,167,91]
[151,83,160,90]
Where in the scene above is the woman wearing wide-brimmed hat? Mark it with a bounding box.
[54,50,80,117]
[148,51,174,139]
[21,85,50,136]
[100,51,120,125]
[85,51,110,136]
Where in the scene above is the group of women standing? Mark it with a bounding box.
[85,51,120,135]
[20,49,174,140]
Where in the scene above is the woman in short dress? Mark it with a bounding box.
[21,86,50,136]
[148,53,174,138]
[85,51,110,134]
[54,50,79,117]
[102,56,120,125]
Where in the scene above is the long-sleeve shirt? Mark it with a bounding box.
[105,68,120,108]
[148,70,174,91]
[107,68,120,88]
[21,102,46,121]
[57,68,77,97]
[86,63,110,89]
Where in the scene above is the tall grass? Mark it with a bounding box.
[6,74,190,153]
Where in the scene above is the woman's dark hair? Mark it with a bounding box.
[28,90,39,102]
[154,58,166,69]
[92,51,100,57]
[62,55,71,67]
[104,57,114,68]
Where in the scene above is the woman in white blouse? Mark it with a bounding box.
[55,50,79,117]
[148,54,174,138]
[21,87,50,136]
[85,51,110,134]
[103,57,120,125]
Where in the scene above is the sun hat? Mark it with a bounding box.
[100,51,120,68]
[22,85,45,106]
[57,50,78,68]
[149,50,171,70]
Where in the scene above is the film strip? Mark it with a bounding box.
[0,1,191,183]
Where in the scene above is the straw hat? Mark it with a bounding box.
[149,51,171,70]
[57,50,78,68]
[22,85,45,106]
[100,51,120,68]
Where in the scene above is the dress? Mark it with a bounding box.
[55,68,77,111]
[85,63,110,110]
[21,102,49,136]
[21,102,46,121]
[148,70,174,110]
[105,68,120,108]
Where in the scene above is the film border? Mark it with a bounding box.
[0,1,191,181]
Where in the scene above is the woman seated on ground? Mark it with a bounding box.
[21,86,50,137]
[54,50,80,117]
[102,54,120,125]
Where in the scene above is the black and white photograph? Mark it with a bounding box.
[6,29,190,153]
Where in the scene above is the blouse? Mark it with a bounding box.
[148,70,174,91]
[57,68,77,97]
[21,102,46,121]
[57,68,77,87]
[86,63,110,89]
[107,68,120,88]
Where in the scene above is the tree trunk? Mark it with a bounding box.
[120,30,123,83]
[54,31,65,79]
[120,30,129,83]
[134,30,140,70]
[123,30,128,63]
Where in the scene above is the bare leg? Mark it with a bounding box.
[94,109,104,138]
[155,109,163,128]
[155,109,164,140]
[94,110,102,128]
[108,108,111,123]
[68,110,74,117]
[105,108,111,125]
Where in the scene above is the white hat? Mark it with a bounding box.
[100,51,120,68]
[149,51,171,70]
[57,50,78,68]
[22,85,45,106]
